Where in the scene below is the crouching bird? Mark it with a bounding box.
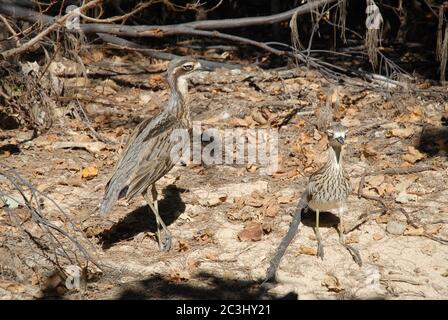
[97,57,202,251]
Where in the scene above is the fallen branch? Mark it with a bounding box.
[97,33,241,70]
[262,190,308,287]
[398,208,448,245]
[0,163,101,278]
[0,1,337,36]
[0,0,385,85]
[357,168,388,213]
[354,165,435,178]
[0,0,102,59]
[53,141,107,153]
[72,100,117,145]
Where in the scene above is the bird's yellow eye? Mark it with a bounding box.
[182,63,194,71]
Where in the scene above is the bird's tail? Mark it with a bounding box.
[96,181,123,215]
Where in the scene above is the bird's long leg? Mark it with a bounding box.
[313,209,324,259]
[152,184,172,251]
[337,207,362,266]
[144,184,172,251]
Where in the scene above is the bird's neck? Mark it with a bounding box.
[166,75,190,121]
[328,144,343,168]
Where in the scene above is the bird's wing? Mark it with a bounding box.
[125,126,180,199]
[113,113,175,171]
[98,112,177,214]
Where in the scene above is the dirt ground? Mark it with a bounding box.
[1,51,448,300]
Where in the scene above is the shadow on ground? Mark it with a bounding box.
[0,143,21,156]
[117,271,298,300]
[99,184,186,249]
[417,124,448,157]
[301,210,340,229]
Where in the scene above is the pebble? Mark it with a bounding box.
[386,220,406,235]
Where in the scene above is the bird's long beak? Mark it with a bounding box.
[336,137,345,145]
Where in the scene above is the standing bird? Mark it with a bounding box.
[264,123,361,285]
[307,123,359,261]
[97,57,202,251]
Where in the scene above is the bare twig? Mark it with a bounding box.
[0,0,102,58]
[354,166,435,178]
[0,163,101,273]
[72,100,117,144]
[0,0,338,34]
[357,168,388,213]
[398,208,448,245]
[262,190,308,287]
[0,13,19,44]
[97,33,241,70]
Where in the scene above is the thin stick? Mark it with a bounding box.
[354,166,434,178]
[262,190,308,287]
[97,33,241,70]
[1,0,102,58]
[74,100,116,144]
[357,168,388,213]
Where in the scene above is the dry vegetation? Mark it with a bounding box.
[0,0,448,300]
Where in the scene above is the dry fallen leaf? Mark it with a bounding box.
[237,221,263,242]
[53,141,106,154]
[398,106,423,123]
[228,116,256,127]
[404,226,425,236]
[178,240,189,252]
[251,109,268,125]
[297,245,317,256]
[246,163,258,173]
[375,214,390,224]
[194,229,213,243]
[372,233,384,240]
[321,274,344,293]
[367,175,385,188]
[388,127,414,139]
[395,191,418,204]
[265,202,280,217]
[277,193,296,204]
[361,142,378,159]
[81,166,98,179]
[424,224,442,235]
[402,146,425,163]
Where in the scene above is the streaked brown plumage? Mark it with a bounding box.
[306,123,361,264]
[98,57,202,251]
[263,123,361,285]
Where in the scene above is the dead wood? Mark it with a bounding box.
[0,163,101,282]
[97,33,241,70]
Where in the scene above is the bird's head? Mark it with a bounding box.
[167,57,202,81]
[327,123,348,148]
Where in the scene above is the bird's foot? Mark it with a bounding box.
[158,231,172,252]
[340,241,362,267]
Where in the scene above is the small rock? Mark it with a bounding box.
[386,220,406,235]
[198,195,223,207]
[395,191,417,204]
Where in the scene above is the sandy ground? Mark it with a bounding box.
[1,54,448,299]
